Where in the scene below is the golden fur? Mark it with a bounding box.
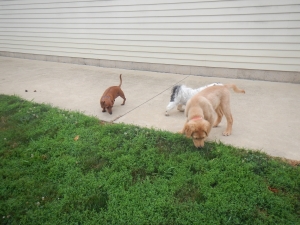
[100,74,126,114]
[181,84,245,147]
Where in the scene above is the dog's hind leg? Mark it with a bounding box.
[222,106,233,136]
[177,104,184,112]
[166,85,182,116]
[118,91,126,105]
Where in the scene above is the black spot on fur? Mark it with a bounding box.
[170,85,181,101]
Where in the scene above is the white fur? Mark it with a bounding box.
[165,83,223,116]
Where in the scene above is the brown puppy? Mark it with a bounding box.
[100,74,126,114]
[181,84,245,147]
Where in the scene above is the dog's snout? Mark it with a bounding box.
[193,139,205,148]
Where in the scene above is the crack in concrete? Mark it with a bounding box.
[111,75,190,123]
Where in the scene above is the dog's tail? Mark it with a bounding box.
[119,74,122,87]
[224,84,245,94]
[170,85,181,101]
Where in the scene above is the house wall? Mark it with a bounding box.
[0,0,300,83]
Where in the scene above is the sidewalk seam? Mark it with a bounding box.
[111,75,191,122]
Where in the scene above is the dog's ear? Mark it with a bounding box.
[203,120,211,137]
[198,120,211,138]
[100,100,105,107]
[107,99,113,107]
[182,122,195,138]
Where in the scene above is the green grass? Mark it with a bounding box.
[0,94,299,225]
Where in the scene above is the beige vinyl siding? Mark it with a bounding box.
[0,0,299,72]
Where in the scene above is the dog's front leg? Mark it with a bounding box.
[165,102,177,116]
[100,101,106,112]
[213,107,223,127]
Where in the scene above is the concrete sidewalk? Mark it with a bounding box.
[0,56,299,160]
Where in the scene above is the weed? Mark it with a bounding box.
[0,94,299,225]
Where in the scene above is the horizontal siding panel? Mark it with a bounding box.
[1,36,299,51]
[0,0,299,11]
[1,5,300,17]
[1,0,299,10]
[2,47,299,72]
[2,21,300,29]
[0,36,300,51]
[0,0,225,6]
[1,44,299,65]
[1,40,299,58]
[1,32,299,43]
[1,28,300,36]
[1,5,300,16]
[1,13,300,23]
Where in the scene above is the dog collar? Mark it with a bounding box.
[191,116,202,121]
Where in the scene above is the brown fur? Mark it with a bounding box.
[100,74,126,114]
[181,84,245,147]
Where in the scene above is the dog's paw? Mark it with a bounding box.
[222,131,231,136]
[165,112,170,116]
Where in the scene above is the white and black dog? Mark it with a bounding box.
[165,83,223,116]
